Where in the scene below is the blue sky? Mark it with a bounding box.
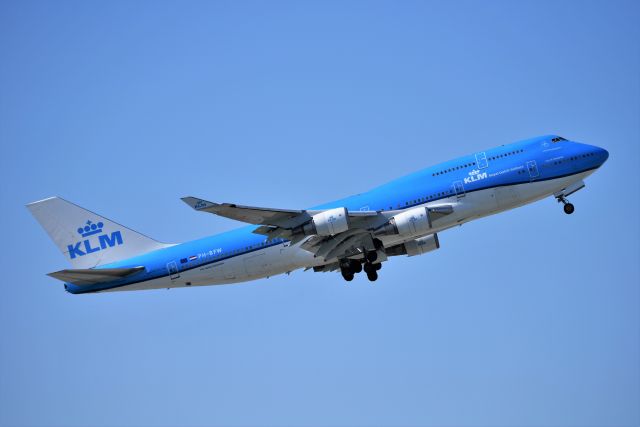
[1,1,638,426]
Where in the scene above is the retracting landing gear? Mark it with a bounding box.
[341,269,354,281]
[340,257,381,282]
[554,181,586,215]
[340,240,385,282]
[340,259,361,282]
[556,195,575,215]
[363,261,381,282]
[365,250,378,263]
[352,261,363,273]
[563,203,575,214]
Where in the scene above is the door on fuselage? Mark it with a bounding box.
[475,152,488,169]
[526,160,539,180]
[167,261,180,285]
[453,180,465,198]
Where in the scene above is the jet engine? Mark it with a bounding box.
[386,234,440,257]
[299,207,349,236]
[376,207,431,237]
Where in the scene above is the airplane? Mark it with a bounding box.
[27,135,609,294]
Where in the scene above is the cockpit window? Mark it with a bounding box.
[551,136,568,143]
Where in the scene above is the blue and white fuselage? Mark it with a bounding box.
[27,135,609,294]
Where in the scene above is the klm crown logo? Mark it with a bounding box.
[67,219,124,259]
[77,220,103,237]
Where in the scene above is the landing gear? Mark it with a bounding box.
[365,251,378,263]
[363,262,381,282]
[340,257,381,282]
[351,260,363,273]
[373,238,384,250]
[340,259,360,282]
[563,203,575,215]
[341,270,354,281]
[556,195,575,215]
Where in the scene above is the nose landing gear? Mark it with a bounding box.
[557,195,575,215]
[563,203,575,214]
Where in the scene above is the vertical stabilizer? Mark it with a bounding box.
[27,197,172,268]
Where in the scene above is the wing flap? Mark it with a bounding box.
[48,266,146,286]
[428,204,455,221]
[308,209,379,217]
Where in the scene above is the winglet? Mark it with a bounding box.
[181,196,219,211]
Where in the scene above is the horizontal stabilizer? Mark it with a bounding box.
[48,266,146,286]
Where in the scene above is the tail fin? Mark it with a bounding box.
[27,197,172,268]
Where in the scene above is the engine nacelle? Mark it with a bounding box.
[405,234,440,256]
[377,207,431,237]
[302,207,349,236]
[386,234,440,257]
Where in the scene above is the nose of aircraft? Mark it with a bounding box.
[596,146,609,166]
[575,141,609,168]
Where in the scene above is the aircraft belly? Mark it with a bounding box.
[101,275,173,292]
[244,252,269,277]
[466,170,594,219]
[514,170,593,206]
[494,186,521,209]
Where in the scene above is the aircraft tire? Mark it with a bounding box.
[351,260,363,273]
[363,262,374,274]
[563,203,575,214]
[342,271,354,281]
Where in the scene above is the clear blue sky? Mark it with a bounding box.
[1,1,638,426]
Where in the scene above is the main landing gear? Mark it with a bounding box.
[363,261,381,282]
[556,195,575,215]
[340,253,381,282]
[340,259,360,282]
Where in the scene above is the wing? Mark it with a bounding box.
[182,196,455,262]
[181,197,310,228]
[181,196,379,236]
